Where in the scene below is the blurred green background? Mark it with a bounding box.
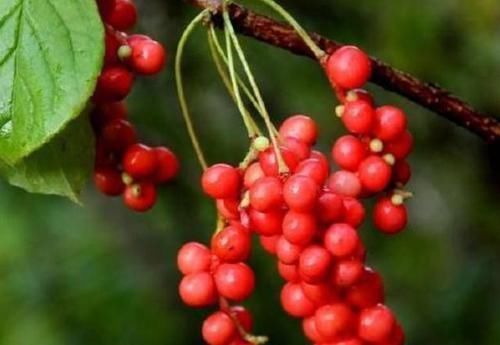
[0,0,499,344]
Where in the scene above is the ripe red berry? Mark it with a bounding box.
[258,146,299,176]
[341,100,375,134]
[330,338,364,345]
[202,311,237,345]
[230,305,253,332]
[91,101,127,130]
[358,155,392,193]
[211,224,251,263]
[298,245,332,283]
[309,150,330,169]
[249,176,283,211]
[276,236,303,265]
[374,106,407,141]
[347,88,374,105]
[122,143,158,179]
[326,46,372,89]
[104,0,137,31]
[332,135,368,171]
[317,192,345,224]
[177,242,212,275]
[342,197,366,228]
[123,181,157,212]
[202,164,241,199]
[259,235,279,255]
[358,304,396,343]
[153,146,180,183]
[243,162,265,188]
[97,0,116,19]
[295,158,329,185]
[279,115,318,145]
[333,259,364,287]
[93,66,134,102]
[100,119,137,152]
[128,38,166,75]
[283,175,318,211]
[216,198,240,221]
[282,211,317,246]
[179,272,217,307]
[104,26,126,66]
[94,167,125,196]
[249,208,284,236]
[327,170,362,197]
[277,262,300,282]
[280,282,316,318]
[345,268,385,309]
[214,263,255,301]
[373,197,408,234]
[314,303,355,339]
[385,130,413,159]
[324,223,360,257]
[282,137,311,161]
[301,282,338,306]
[303,316,329,343]
[392,160,411,186]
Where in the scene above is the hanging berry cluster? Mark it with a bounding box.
[91,0,179,212]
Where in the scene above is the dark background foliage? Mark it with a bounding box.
[0,1,499,344]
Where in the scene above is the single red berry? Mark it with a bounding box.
[324,223,360,257]
[358,304,396,343]
[327,170,362,197]
[386,322,405,345]
[282,137,311,161]
[258,146,299,176]
[276,236,303,265]
[298,245,332,284]
[295,158,330,185]
[216,198,240,221]
[202,311,237,345]
[374,106,407,141]
[283,175,318,211]
[259,235,279,255]
[342,197,366,228]
[309,150,330,169]
[179,272,217,307]
[249,176,283,212]
[392,160,411,186]
[94,139,118,168]
[177,242,212,275]
[97,0,116,19]
[301,281,338,307]
[342,100,375,134]
[358,155,392,193]
[385,130,413,160]
[326,46,372,89]
[104,0,137,31]
[280,282,316,318]
[332,135,368,171]
[93,66,134,103]
[279,115,318,145]
[128,38,166,75]
[317,192,345,224]
[347,88,374,105]
[345,268,385,309]
[122,143,158,179]
[249,208,284,236]
[91,101,127,131]
[282,211,317,246]
[333,259,364,287]
[104,26,126,66]
[211,224,251,263]
[123,181,157,212]
[201,164,241,199]
[303,316,330,343]
[373,197,408,234]
[214,263,255,301]
[243,162,265,189]
[153,146,180,183]
[314,303,355,339]
[94,167,125,196]
[277,262,300,282]
[100,119,137,152]
[230,305,253,332]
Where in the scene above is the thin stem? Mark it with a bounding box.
[175,10,209,170]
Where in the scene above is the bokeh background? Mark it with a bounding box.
[0,0,499,344]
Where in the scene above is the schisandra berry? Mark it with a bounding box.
[249,208,284,236]
[154,146,180,183]
[104,0,137,31]
[385,130,413,160]
[91,101,128,130]
[104,26,126,66]
[282,210,317,246]
[326,46,372,89]
[301,281,337,306]
[332,135,367,171]
[211,224,251,263]
[314,303,355,339]
[324,223,360,257]
[295,158,329,185]
[303,316,329,343]
[93,66,134,102]
[214,263,255,301]
[100,119,137,152]
[258,146,299,176]
[317,192,345,224]
[94,167,125,196]
[243,162,265,189]
[374,106,407,141]
[179,272,217,307]
[358,155,392,193]
[123,181,157,212]
[280,282,316,318]
[342,197,366,228]
[282,137,311,161]
[202,164,241,199]
[346,88,374,105]
[298,245,332,283]
[393,160,411,186]
[345,268,385,309]
[373,197,408,234]
[333,259,364,287]
[276,236,303,265]
[230,305,253,332]
[128,38,166,75]
[202,311,237,345]
[327,170,362,197]
[216,198,240,221]
[177,242,212,275]
[358,304,396,342]
[283,175,318,211]
[259,235,279,255]
[249,176,284,212]
[277,261,300,282]
[341,100,375,134]
[279,115,318,145]
[122,143,158,179]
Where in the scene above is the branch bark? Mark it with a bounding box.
[188,0,500,143]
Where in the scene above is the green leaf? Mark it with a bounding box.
[0,0,104,165]
[0,114,94,203]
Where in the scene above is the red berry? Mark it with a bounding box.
[216,198,240,221]
[392,160,411,186]
[332,135,368,171]
[358,304,396,342]
[373,197,408,234]
[374,106,407,141]
[104,26,126,66]
[295,158,329,185]
[93,66,134,102]
[153,146,180,183]
[258,146,299,176]
[329,338,364,345]
[122,143,158,179]
[202,311,237,345]
[276,236,303,265]
[97,0,116,19]
[259,235,279,255]
[202,164,241,199]
[314,303,355,339]
[104,0,137,31]
[299,245,332,284]
[358,155,392,193]
[309,150,330,169]
[317,192,345,224]
[301,282,338,306]
[177,242,212,275]
[280,282,316,318]
[282,137,311,161]
[326,46,372,89]
[100,119,137,152]
[249,176,283,211]
[91,101,127,130]
[179,272,217,307]
[342,197,366,228]
[347,88,374,105]
[282,211,317,246]
[243,162,265,188]
[385,130,413,159]
[279,115,318,145]
[94,167,125,196]
[386,322,405,345]
[211,224,251,263]
[123,182,157,212]
[345,268,384,309]
[327,170,362,197]
[333,259,364,287]
[283,175,318,211]
[214,263,255,301]
[94,140,118,168]
[230,305,253,332]
[342,100,375,134]
[303,316,329,343]
[324,223,360,257]
[277,262,299,282]
[128,38,166,75]
[249,208,284,236]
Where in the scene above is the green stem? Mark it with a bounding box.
[175,10,210,170]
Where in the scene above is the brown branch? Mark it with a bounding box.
[188,0,500,143]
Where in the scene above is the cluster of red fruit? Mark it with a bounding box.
[91,0,179,212]
[176,45,411,344]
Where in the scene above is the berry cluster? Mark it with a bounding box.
[91,0,179,212]
[176,45,411,344]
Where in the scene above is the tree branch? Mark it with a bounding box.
[188,0,500,143]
